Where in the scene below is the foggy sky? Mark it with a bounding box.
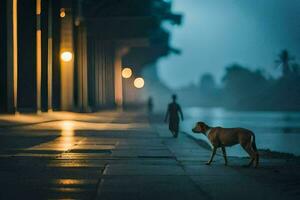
[157,0,300,89]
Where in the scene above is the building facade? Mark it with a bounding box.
[0,0,181,113]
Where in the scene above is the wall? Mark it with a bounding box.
[87,39,116,109]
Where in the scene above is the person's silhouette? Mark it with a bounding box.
[164,94,184,138]
[147,97,153,113]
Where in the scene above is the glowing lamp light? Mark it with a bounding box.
[61,51,73,62]
[60,8,66,18]
[122,68,132,79]
[134,77,145,89]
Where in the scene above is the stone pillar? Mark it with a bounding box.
[87,36,95,109]
[87,38,117,110]
[36,0,42,112]
[98,41,115,108]
[60,7,74,111]
[51,0,61,111]
[40,0,49,112]
[12,0,18,112]
[47,0,53,111]
[0,0,17,113]
[76,25,89,112]
[114,49,123,107]
[0,0,8,112]
[17,0,37,112]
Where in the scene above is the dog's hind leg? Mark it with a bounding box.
[249,148,259,168]
[206,147,217,165]
[251,135,259,168]
[221,147,228,166]
[247,138,259,168]
[253,152,259,168]
[242,145,256,167]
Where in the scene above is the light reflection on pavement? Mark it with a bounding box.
[0,112,299,200]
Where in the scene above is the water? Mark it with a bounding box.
[181,107,300,157]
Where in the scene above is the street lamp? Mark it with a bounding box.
[134,77,145,89]
[61,51,73,62]
[60,8,66,18]
[122,67,132,78]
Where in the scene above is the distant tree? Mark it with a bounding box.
[291,63,300,75]
[222,64,268,108]
[198,73,216,92]
[275,49,295,77]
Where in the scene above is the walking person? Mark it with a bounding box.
[147,97,153,114]
[164,94,184,138]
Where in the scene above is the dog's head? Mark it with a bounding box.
[192,122,209,134]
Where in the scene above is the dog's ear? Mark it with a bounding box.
[198,122,209,130]
[203,123,209,130]
[196,122,204,130]
[197,122,203,128]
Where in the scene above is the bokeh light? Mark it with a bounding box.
[60,8,66,18]
[122,68,132,79]
[134,77,145,88]
[61,51,73,62]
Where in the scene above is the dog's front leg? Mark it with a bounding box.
[206,147,217,165]
[221,147,228,166]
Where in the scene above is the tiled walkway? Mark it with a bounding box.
[0,112,299,199]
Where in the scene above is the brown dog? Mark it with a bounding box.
[192,122,259,167]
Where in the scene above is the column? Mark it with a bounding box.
[60,6,74,111]
[0,0,8,112]
[0,0,17,113]
[87,36,95,109]
[17,0,37,112]
[47,0,53,111]
[114,49,123,107]
[40,0,49,112]
[51,0,61,110]
[76,25,89,112]
[36,0,42,112]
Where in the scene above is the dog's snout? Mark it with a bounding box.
[192,127,198,133]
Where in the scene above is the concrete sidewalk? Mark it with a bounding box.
[0,112,299,199]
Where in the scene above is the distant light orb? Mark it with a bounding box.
[122,68,132,79]
[134,77,145,89]
[74,18,80,26]
[61,51,73,62]
[60,8,66,18]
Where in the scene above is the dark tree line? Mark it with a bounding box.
[176,50,300,111]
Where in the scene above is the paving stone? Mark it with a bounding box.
[0,111,299,200]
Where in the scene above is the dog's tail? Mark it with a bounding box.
[252,134,257,152]
[251,134,257,152]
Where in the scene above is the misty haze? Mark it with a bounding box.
[1,0,300,199]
